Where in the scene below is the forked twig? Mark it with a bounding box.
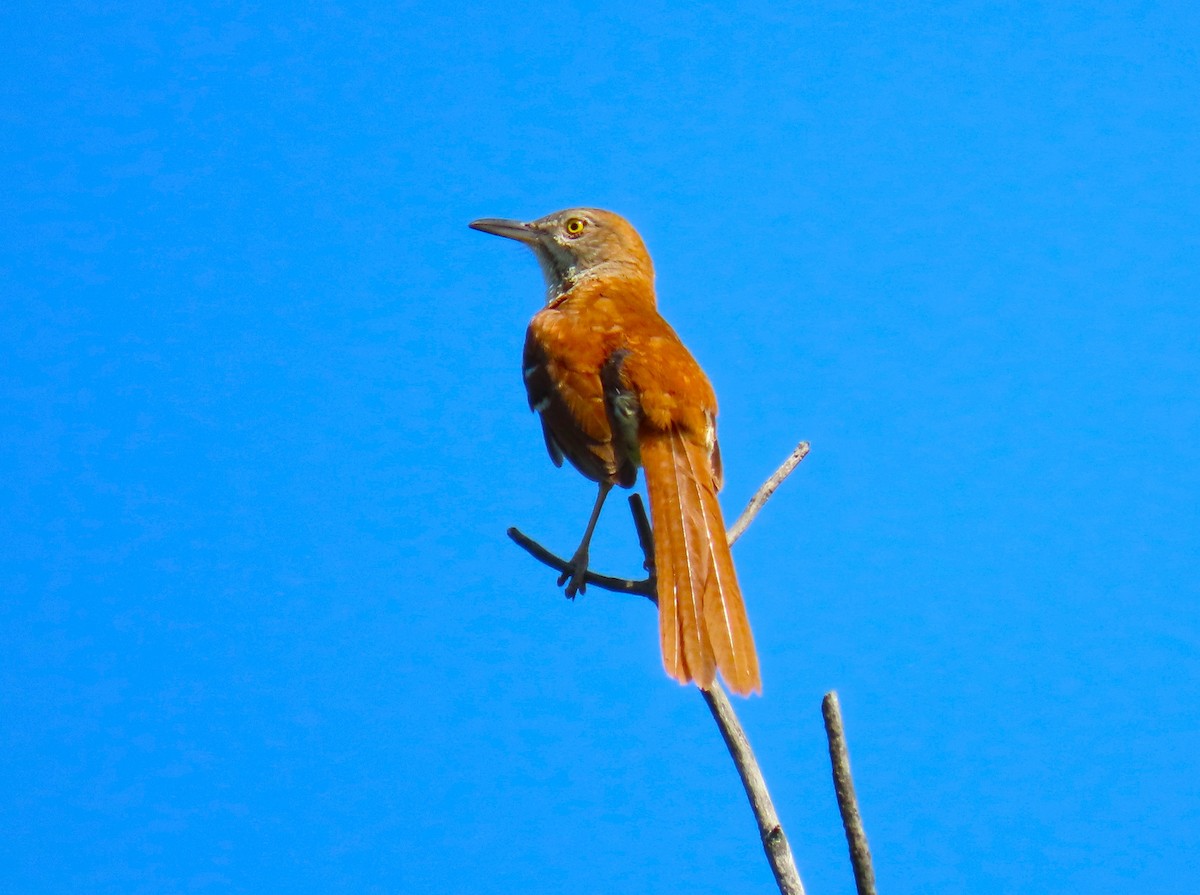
[823,692,877,895]
[507,527,654,596]
[509,440,811,588]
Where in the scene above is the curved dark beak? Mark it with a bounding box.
[468,217,539,244]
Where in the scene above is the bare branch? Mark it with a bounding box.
[507,443,814,895]
[822,692,877,895]
[507,527,654,597]
[727,441,810,545]
[510,442,808,596]
[703,683,806,895]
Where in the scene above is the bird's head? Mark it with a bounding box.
[469,207,654,303]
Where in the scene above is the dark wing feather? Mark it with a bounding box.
[599,348,640,488]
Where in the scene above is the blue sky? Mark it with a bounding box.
[2,2,1198,892]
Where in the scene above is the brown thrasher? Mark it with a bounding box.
[470,208,761,696]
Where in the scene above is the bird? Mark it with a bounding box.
[469,208,761,696]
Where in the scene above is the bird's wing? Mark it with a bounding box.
[522,324,616,483]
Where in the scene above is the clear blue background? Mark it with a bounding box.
[2,2,1197,893]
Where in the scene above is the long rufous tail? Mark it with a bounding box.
[640,427,761,695]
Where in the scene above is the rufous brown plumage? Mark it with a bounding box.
[470,208,761,696]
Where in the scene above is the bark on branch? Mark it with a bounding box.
[823,691,878,895]
[703,682,805,895]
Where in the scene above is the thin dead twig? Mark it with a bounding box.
[822,691,877,895]
[727,441,810,545]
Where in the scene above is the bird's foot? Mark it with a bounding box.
[557,549,590,599]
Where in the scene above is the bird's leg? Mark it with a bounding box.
[558,481,613,598]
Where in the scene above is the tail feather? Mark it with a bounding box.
[652,469,681,682]
[641,429,760,695]
[675,430,761,694]
[643,432,713,687]
[665,429,717,688]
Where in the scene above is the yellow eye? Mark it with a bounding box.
[564,217,586,237]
